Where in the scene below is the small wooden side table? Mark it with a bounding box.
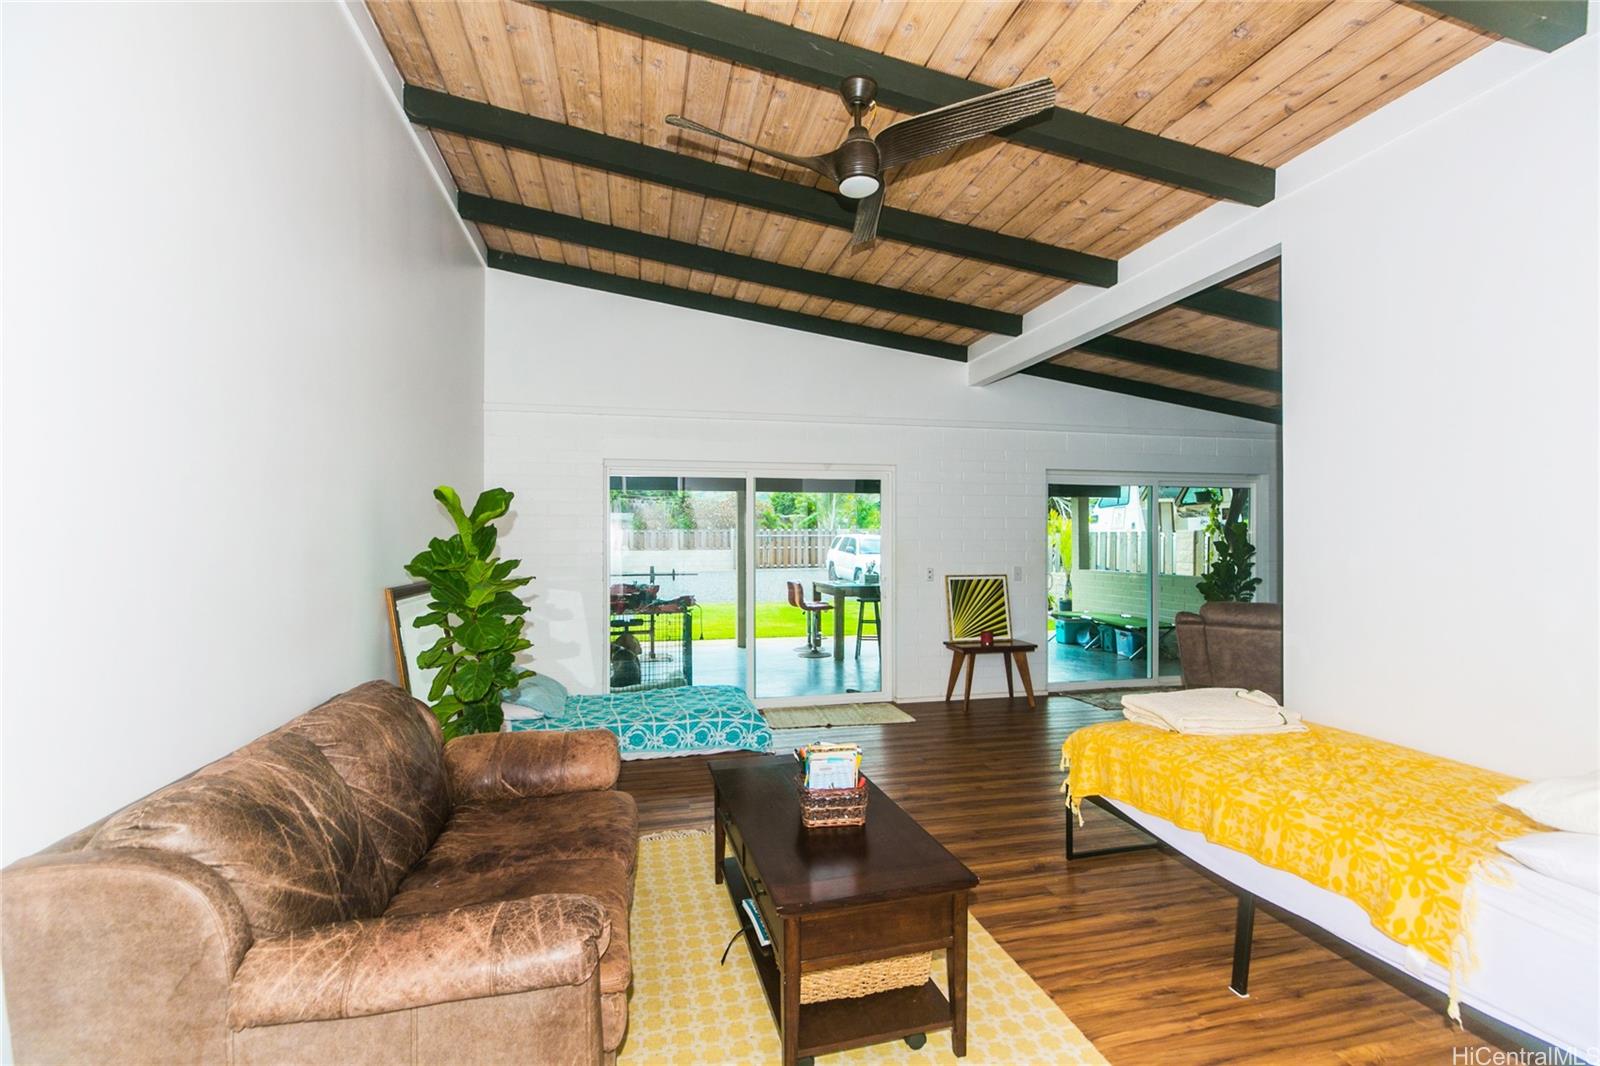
[943,640,1038,710]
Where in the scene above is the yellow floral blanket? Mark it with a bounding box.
[1061,722,1539,1010]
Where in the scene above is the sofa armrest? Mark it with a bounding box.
[228,894,609,1029]
[2,847,253,1064]
[444,729,621,805]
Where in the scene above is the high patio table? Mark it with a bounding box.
[811,580,880,661]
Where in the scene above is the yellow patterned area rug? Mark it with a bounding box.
[619,829,1106,1066]
[762,703,916,730]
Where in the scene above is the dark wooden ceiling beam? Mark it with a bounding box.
[1410,1,1587,51]
[406,86,1115,286]
[488,250,967,361]
[536,0,1275,206]
[1076,336,1282,392]
[1176,286,1281,329]
[460,193,1021,335]
[1021,363,1281,424]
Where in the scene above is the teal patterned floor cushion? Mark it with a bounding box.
[507,685,772,760]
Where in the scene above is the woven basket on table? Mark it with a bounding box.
[797,774,868,828]
[801,952,933,1004]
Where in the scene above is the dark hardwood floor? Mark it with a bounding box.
[618,695,1495,1065]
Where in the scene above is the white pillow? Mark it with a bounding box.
[1500,772,1600,834]
[501,701,544,721]
[1499,832,1600,894]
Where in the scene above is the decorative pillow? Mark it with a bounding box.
[1499,772,1600,834]
[1499,832,1600,893]
[91,732,389,937]
[507,674,569,718]
[502,700,543,721]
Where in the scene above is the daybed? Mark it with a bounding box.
[1061,721,1599,1059]
[509,681,774,760]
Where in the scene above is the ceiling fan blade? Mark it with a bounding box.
[665,115,838,181]
[849,186,885,247]
[874,77,1057,171]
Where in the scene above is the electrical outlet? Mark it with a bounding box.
[925,567,935,582]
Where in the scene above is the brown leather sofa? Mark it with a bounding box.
[1,681,636,1065]
[1175,601,1284,703]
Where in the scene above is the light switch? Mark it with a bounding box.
[1014,565,1023,580]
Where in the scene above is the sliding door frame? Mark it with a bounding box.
[602,459,896,707]
[1044,468,1271,694]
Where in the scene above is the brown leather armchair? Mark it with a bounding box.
[1175,601,1284,704]
[1,682,636,1066]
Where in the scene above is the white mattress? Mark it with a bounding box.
[1102,798,1600,1059]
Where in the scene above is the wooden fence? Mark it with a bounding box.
[754,530,835,568]
[621,528,843,568]
[622,528,734,551]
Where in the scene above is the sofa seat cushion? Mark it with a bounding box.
[406,790,638,871]
[385,791,638,996]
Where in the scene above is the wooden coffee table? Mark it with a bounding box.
[709,757,980,1065]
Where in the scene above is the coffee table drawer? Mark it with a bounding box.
[801,893,951,966]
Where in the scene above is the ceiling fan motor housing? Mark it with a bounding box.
[839,74,878,112]
[835,130,882,198]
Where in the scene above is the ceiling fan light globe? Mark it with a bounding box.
[839,174,880,199]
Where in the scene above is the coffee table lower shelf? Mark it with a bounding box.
[721,857,951,1062]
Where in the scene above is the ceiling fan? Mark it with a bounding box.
[666,74,1057,247]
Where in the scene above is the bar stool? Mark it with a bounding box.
[855,590,881,659]
[787,580,832,659]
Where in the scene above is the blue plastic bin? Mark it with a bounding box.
[1113,628,1147,659]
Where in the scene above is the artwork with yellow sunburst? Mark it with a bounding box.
[945,574,1011,642]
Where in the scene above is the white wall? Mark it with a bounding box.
[972,32,1599,778]
[483,271,1278,703]
[1279,37,1599,779]
[1,3,485,863]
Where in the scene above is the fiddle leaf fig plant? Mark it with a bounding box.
[405,486,533,739]
[1196,518,1262,603]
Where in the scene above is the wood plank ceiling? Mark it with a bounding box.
[1027,258,1282,421]
[366,0,1500,419]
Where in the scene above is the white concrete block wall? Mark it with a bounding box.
[485,274,1279,703]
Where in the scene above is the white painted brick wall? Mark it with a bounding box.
[484,273,1279,704]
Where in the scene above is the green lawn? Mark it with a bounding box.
[691,601,875,641]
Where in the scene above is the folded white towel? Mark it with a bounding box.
[1121,688,1305,735]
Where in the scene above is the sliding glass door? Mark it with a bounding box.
[752,478,883,701]
[607,475,747,691]
[1046,479,1258,689]
[607,469,888,703]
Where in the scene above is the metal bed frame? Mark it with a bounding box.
[1064,795,1573,1058]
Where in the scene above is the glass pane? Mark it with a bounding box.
[1157,486,1255,679]
[1046,485,1154,686]
[752,481,883,699]
[607,477,745,691]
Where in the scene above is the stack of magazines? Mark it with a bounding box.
[796,743,862,790]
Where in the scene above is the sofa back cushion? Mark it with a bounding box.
[89,731,388,937]
[283,681,450,894]
[1196,601,1283,704]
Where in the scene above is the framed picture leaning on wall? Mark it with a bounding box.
[945,574,1012,642]
[384,581,441,699]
